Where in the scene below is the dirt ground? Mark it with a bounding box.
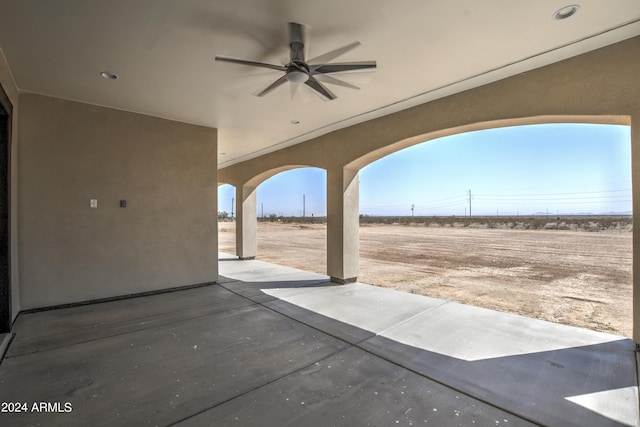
[218,221,632,337]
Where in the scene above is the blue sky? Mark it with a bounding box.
[218,123,632,217]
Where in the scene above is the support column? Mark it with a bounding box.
[236,185,257,260]
[327,167,359,283]
[632,116,640,346]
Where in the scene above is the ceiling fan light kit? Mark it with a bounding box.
[215,22,376,100]
[285,69,309,84]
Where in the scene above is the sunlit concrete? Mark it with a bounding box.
[1,256,635,426]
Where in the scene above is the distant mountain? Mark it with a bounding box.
[531,211,632,216]
[599,211,633,216]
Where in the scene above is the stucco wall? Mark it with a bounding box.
[0,48,19,322]
[18,93,218,309]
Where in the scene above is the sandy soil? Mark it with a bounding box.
[218,221,632,337]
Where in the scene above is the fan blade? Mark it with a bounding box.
[291,81,315,103]
[215,56,286,72]
[288,22,306,62]
[311,61,376,74]
[257,75,288,97]
[305,76,337,100]
[316,74,360,90]
[308,41,361,65]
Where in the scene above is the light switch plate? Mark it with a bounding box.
[90,199,97,208]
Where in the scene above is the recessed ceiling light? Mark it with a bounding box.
[291,120,300,125]
[553,5,580,20]
[100,71,119,80]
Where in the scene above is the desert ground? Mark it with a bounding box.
[218,220,632,337]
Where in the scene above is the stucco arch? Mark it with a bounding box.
[245,165,320,190]
[346,115,630,171]
[223,165,326,261]
[219,161,323,190]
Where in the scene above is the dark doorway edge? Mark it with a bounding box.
[0,81,12,334]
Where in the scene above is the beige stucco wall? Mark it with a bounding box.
[219,36,640,341]
[0,47,20,322]
[18,93,218,309]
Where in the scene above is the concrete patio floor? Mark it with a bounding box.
[0,254,638,426]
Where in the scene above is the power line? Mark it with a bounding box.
[477,188,631,197]
[360,194,469,209]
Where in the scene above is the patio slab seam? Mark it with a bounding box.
[217,279,537,426]
[371,299,451,339]
[166,344,354,426]
[218,282,363,345]
[6,295,258,359]
[11,283,233,341]
[13,303,245,346]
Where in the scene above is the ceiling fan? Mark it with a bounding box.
[215,22,376,100]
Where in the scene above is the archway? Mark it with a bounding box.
[218,165,327,263]
[357,122,632,336]
[253,167,327,274]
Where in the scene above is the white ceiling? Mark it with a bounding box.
[1,1,639,167]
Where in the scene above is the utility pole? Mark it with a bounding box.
[303,194,306,218]
[467,190,472,217]
[231,198,234,220]
[262,203,264,219]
